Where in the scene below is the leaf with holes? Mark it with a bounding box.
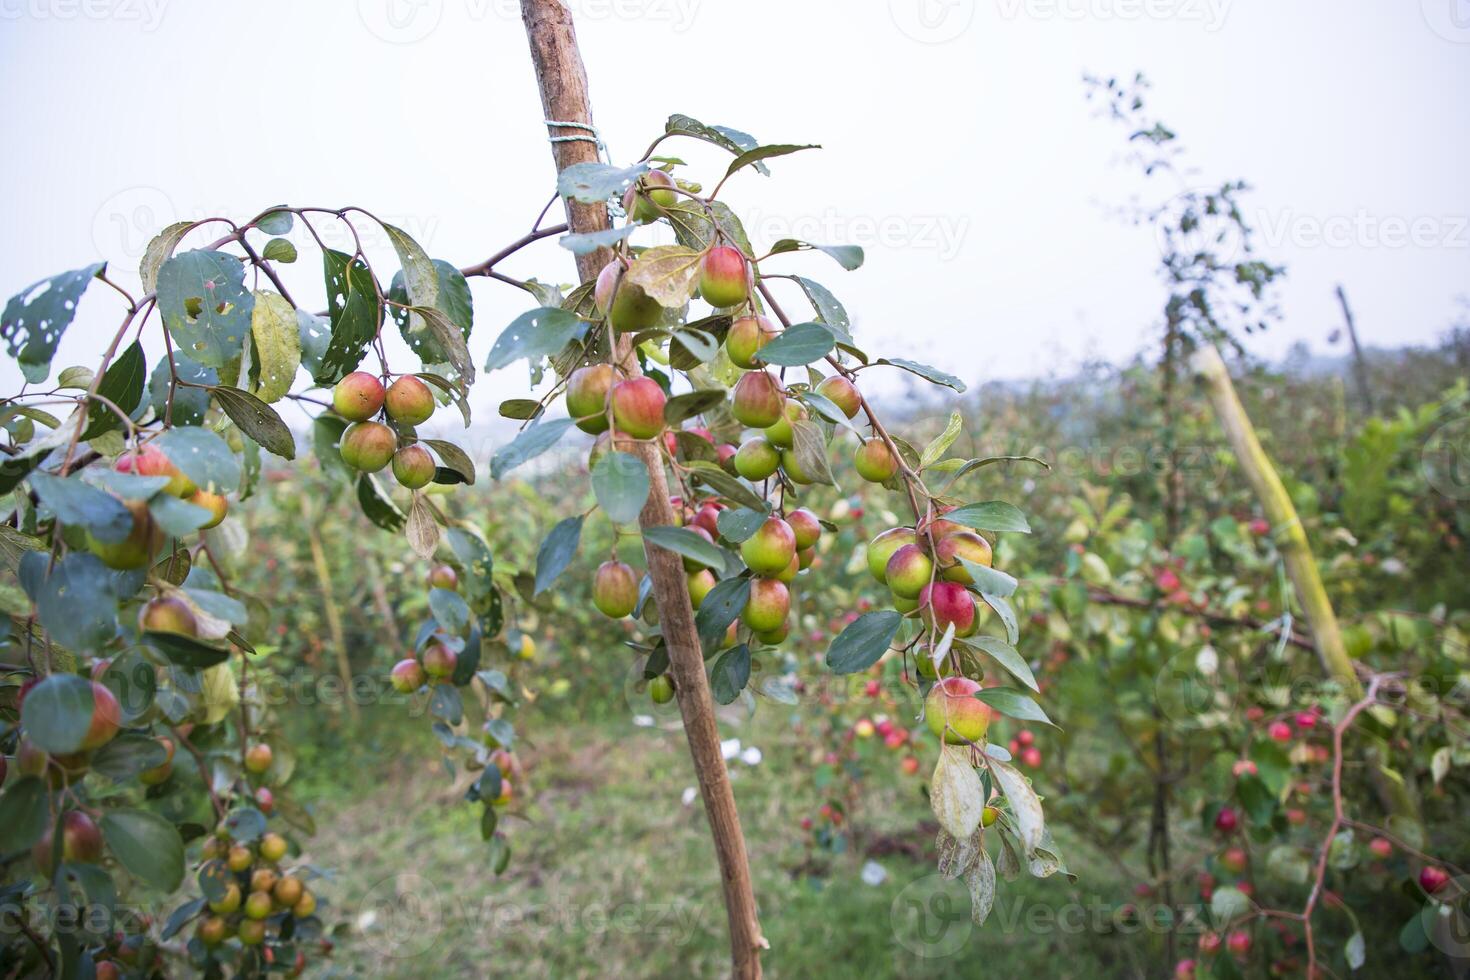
[558,161,648,203]
[157,251,254,370]
[664,200,755,256]
[664,114,765,171]
[210,386,295,459]
[2,262,106,382]
[247,290,300,404]
[626,246,704,308]
[485,307,586,372]
[592,452,649,525]
[315,249,382,385]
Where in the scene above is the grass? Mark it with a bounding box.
[292,706,1161,979]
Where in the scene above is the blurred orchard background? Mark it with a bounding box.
[2,2,1468,978]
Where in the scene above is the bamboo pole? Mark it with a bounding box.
[517,3,765,974]
[299,493,359,724]
[1192,345,1418,823]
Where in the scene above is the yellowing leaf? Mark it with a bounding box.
[199,663,239,725]
[249,290,301,404]
[625,246,703,308]
[930,744,985,839]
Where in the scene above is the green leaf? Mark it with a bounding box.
[143,630,231,668]
[665,200,755,256]
[947,501,1031,534]
[261,237,297,263]
[684,460,768,511]
[412,304,476,386]
[383,223,439,311]
[768,239,864,271]
[663,389,724,425]
[975,688,1056,727]
[792,277,851,337]
[826,611,903,674]
[255,209,293,235]
[210,386,295,459]
[626,246,704,308]
[758,322,834,366]
[664,114,765,171]
[28,471,132,543]
[103,809,184,891]
[533,516,583,595]
[920,412,964,470]
[560,225,638,255]
[20,673,107,753]
[715,508,767,544]
[711,644,751,704]
[877,357,966,393]
[154,426,241,492]
[429,588,472,634]
[82,340,146,440]
[224,806,267,843]
[499,399,543,421]
[356,473,405,531]
[149,351,216,426]
[950,456,1050,479]
[157,250,254,369]
[247,290,300,404]
[958,558,1018,597]
[982,592,1019,644]
[592,452,649,525]
[2,262,106,382]
[490,418,574,480]
[147,493,214,537]
[642,525,726,570]
[425,439,475,485]
[18,551,119,653]
[315,249,383,385]
[790,419,836,486]
[390,260,472,370]
[695,576,750,654]
[725,143,819,178]
[558,161,649,203]
[91,734,168,781]
[967,636,1039,693]
[484,308,586,372]
[0,777,49,851]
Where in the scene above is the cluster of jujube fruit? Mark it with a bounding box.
[330,371,441,488]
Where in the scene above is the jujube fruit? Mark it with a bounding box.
[384,375,435,425]
[331,371,384,421]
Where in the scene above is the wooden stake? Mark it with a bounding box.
[518,2,765,974]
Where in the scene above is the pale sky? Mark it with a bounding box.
[2,0,1467,429]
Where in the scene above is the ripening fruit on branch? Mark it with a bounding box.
[273,875,304,909]
[339,421,397,472]
[115,444,195,497]
[331,371,385,422]
[187,489,228,529]
[138,736,176,786]
[649,674,675,704]
[593,560,639,618]
[867,527,917,583]
[138,595,199,636]
[936,531,993,582]
[250,867,279,896]
[244,891,273,920]
[421,642,458,679]
[741,577,790,634]
[815,375,862,419]
[734,438,781,481]
[1214,807,1238,834]
[390,658,426,693]
[384,375,435,425]
[245,743,273,775]
[43,680,122,752]
[238,918,266,946]
[611,377,667,440]
[622,168,677,222]
[197,916,227,946]
[427,565,458,591]
[731,371,785,429]
[885,544,934,600]
[208,881,242,915]
[31,811,104,874]
[779,448,817,485]
[919,582,977,637]
[687,569,716,609]
[86,498,163,570]
[1219,846,1247,874]
[854,437,898,483]
[925,676,990,744]
[725,315,780,369]
[1420,866,1450,894]
[566,364,614,434]
[259,832,288,863]
[699,244,749,308]
[596,259,662,333]
[786,508,822,550]
[741,517,797,575]
[763,400,808,449]
[392,445,436,489]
